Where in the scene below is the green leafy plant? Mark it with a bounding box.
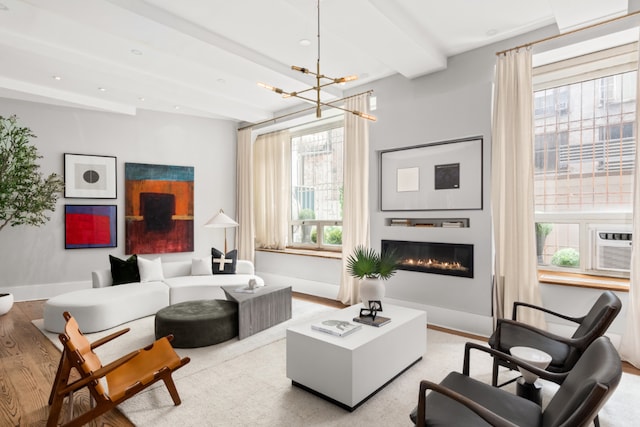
[535,222,553,237]
[310,226,342,244]
[551,248,580,267]
[0,115,64,232]
[346,245,399,280]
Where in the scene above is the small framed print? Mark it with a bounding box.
[65,205,117,249]
[64,153,117,199]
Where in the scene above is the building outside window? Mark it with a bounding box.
[289,122,344,251]
[533,46,636,279]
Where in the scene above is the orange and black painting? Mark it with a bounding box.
[125,162,194,254]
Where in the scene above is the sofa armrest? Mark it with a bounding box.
[92,269,113,288]
[236,260,255,275]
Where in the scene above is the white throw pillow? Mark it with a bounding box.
[137,256,164,282]
[191,256,213,276]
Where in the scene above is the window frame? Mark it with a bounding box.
[532,43,636,284]
[288,119,344,252]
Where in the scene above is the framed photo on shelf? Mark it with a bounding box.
[64,153,117,199]
[380,137,483,211]
[65,205,117,249]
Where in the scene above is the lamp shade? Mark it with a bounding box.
[204,209,238,228]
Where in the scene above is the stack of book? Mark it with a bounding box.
[353,315,391,327]
[390,219,411,227]
[311,320,361,337]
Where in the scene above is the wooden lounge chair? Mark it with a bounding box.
[47,311,190,427]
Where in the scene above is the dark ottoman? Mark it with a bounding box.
[155,299,239,348]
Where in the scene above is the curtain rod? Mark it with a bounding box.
[496,9,640,56]
[238,89,374,131]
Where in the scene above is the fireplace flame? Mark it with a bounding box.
[402,258,468,272]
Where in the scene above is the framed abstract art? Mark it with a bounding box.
[124,162,194,254]
[64,153,117,199]
[65,205,117,249]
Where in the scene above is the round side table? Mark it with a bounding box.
[510,346,552,405]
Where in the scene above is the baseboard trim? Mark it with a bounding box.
[5,281,90,302]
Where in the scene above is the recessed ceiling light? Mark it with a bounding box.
[98,87,106,92]
[217,78,226,84]
[174,105,180,110]
[130,49,143,56]
[138,97,145,101]
[486,29,499,37]
[52,75,62,81]
[299,39,311,47]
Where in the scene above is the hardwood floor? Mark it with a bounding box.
[1,296,636,426]
[0,294,343,427]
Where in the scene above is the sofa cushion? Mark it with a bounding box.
[43,282,169,333]
[211,248,237,274]
[110,254,140,285]
[138,256,165,282]
[191,256,213,276]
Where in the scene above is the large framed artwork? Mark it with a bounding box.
[65,205,117,249]
[64,154,117,199]
[380,137,483,211]
[125,162,194,254]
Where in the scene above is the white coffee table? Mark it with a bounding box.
[286,303,426,411]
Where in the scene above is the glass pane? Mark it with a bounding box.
[534,71,636,213]
[291,127,344,221]
[536,223,580,268]
[290,224,317,244]
[323,225,342,246]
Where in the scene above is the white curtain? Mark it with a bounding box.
[236,128,255,263]
[619,41,640,367]
[491,48,546,328]
[337,95,371,305]
[253,130,291,249]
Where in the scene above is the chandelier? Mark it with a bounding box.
[258,0,376,121]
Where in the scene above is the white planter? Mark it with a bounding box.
[359,278,385,308]
[0,293,14,316]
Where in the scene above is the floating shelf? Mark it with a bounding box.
[386,218,470,228]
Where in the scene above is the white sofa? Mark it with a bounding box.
[43,259,263,333]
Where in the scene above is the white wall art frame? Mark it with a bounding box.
[64,153,117,199]
[380,137,483,211]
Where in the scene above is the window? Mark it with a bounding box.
[533,44,636,278]
[289,122,344,251]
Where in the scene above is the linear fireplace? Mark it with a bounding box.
[382,239,474,278]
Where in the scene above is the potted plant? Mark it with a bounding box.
[0,293,13,316]
[535,223,553,264]
[346,245,399,307]
[0,115,64,232]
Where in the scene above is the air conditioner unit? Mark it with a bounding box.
[591,228,632,273]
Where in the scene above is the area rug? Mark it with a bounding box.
[35,306,639,426]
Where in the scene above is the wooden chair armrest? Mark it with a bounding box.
[463,342,567,384]
[512,301,583,323]
[90,328,130,350]
[496,318,580,347]
[416,379,519,427]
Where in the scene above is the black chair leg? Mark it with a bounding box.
[594,414,600,427]
[492,358,499,387]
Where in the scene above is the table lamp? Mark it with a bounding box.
[204,209,239,253]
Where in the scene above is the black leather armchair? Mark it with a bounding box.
[410,336,621,427]
[489,290,621,387]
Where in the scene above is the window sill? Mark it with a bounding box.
[538,269,629,292]
[256,247,342,260]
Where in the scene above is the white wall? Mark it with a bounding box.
[0,99,237,300]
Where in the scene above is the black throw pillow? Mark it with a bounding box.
[211,248,237,274]
[110,254,141,285]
